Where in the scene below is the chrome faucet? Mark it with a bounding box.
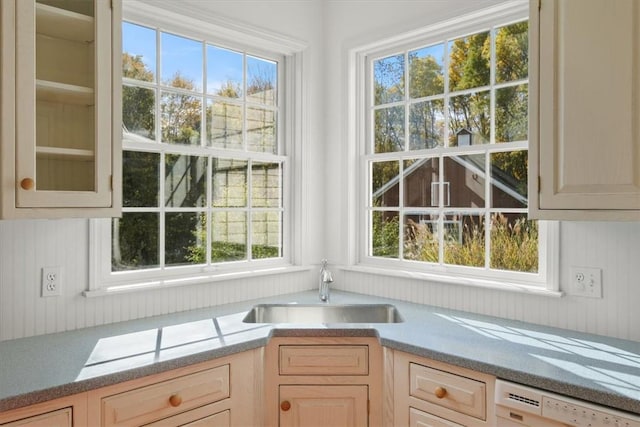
[319,259,333,302]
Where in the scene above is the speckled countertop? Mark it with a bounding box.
[1,290,639,415]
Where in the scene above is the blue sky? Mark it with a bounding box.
[122,22,250,94]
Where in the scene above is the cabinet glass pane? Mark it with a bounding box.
[34,0,97,192]
[37,0,94,17]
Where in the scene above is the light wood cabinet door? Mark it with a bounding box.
[279,345,369,376]
[278,385,368,427]
[409,408,464,427]
[529,0,640,219]
[0,408,71,427]
[0,394,87,427]
[393,351,495,427]
[101,365,230,427]
[410,363,485,420]
[0,0,121,218]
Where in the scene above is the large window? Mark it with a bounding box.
[91,17,291,291]
[361,6,554,288]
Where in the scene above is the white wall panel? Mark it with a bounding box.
[332,221,640,342]
[0,219,314,342]
[1,221,639,342]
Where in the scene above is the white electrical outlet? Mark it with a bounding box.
[567,266,602,298]
[41,266,61,297]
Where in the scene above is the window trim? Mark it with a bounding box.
[87,1,309,296]
[346,1,560,294]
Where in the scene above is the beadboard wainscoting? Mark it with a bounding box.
[1,220,640,342]
[0,219,316,342]
[332,222,640,343]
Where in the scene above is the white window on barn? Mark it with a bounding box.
[359,5,557,290]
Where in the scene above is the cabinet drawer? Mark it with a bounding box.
[101,364,230,427]
[409,407,463,427]
[1,408,72,427]
[410,363,486,420]
[144,407,230,427]
[279,345,368,375]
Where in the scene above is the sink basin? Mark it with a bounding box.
[242,303,404,324]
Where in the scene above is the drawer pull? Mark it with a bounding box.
[169,394,183,407]
[20,178,34,190]
[281,400,291,411]
[434,386,447,399]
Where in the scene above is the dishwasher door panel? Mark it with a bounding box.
[496,405,569,427]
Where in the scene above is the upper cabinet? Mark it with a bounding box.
[0,0,121,219]
[528,0,640,220]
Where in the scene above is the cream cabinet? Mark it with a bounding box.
[0,0,121,219]
[264,337,383,427]
[528,0,640,220]
[0,393,86,427]
[88,349,261,427]
[392,350,495,427]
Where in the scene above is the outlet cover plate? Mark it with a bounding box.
[567,266,602,298]
[41,266,61,297]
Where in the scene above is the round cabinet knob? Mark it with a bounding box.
[434,386,447,399]
[280,400,291,411]
[20,178,34,190]
[169,394,182,407]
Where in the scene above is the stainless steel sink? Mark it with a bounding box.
[242,303,404,324]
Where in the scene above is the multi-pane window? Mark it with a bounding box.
[365,20,538,276]
[114,22,284,274]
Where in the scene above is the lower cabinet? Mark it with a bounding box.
[1,343,505,427]
[0,394,86,427]
[393,350,496,427]
[264,337,384,427]
[279,385,368,427]
[87,348,261,427]
[410,407,463,427]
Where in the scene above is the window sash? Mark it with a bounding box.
[89,6,301,293]
[354,2,558,290]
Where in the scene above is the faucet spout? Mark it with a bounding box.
[319,259,333,302]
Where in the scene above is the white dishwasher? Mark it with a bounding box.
[495,379,640,427]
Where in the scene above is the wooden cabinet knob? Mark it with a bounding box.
[20,178,34,190]
[169,394,182,407]
[280,400,291,411]
[434,386,447,399]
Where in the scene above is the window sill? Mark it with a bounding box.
[83,265,313,298]
[339,264,564,298]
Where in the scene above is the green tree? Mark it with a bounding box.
[122,53,155,139]
[161,73,202,145]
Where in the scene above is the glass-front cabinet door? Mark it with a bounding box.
[13,0,118,211]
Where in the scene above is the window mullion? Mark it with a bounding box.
[159,152,166,269]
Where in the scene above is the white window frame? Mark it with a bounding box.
[346,1,560,295]
[87,1,308,296]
